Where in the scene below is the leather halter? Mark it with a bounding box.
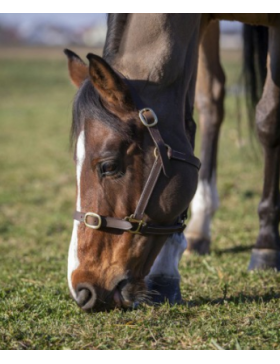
[73,95,201,235]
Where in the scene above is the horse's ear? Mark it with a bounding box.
[87,53,134,113]
[64,49,88,88]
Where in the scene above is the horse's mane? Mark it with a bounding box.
[103,14,129,63]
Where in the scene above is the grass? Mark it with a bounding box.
[0,46,280,350]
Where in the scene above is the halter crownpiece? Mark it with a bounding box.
[73,106,201,236]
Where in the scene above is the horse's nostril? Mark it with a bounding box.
[76,283,96,310]
[77,289,90,306]
[116,278,129,291]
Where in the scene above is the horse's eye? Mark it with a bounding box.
[100,161,119,177]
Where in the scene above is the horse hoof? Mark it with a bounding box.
[248,249,280,271]
[185,236,210,255]
[146,276,183,305]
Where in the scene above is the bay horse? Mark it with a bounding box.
[64,14,280,311]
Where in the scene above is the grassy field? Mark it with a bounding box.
[0,46,279,350]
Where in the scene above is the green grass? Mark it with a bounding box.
[0,47,280,350]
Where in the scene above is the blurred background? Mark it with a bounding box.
[0,14,107,47]
[0,13,242,48]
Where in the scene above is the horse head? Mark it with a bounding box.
[65,49,199,311]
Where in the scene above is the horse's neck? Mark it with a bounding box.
[105,14,201,144]
[110,14,200,84]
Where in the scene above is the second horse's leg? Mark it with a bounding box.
[185,21,225,254]
[249,24,280,270]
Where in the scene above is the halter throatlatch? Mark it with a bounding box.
[73,106,201,236]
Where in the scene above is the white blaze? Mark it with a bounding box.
[68,130,85,299]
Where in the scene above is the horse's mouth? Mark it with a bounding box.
[113,289,125,307]
[113,287,134,308]
[112,278,142,309]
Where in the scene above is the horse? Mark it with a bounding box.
[64,14,280,311]
[185,17,280,272]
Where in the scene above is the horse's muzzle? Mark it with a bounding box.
[74,278,136,311]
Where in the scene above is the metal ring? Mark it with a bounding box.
[84,212,102,230]
[154,144,171,159]
[139,108,158,127]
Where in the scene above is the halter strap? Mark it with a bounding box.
[132,149,162,221]
[73,210,186,235]
[139,108,171,178]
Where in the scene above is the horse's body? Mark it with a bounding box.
[65,14,280,311]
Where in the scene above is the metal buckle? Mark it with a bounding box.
[84,212,102,230]
[124,215,144,234]
[139,108,158,127]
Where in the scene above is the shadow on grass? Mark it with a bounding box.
[214,244,254,256]
[186,291,280,308]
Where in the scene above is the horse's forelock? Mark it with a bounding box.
[70,80,135,150]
